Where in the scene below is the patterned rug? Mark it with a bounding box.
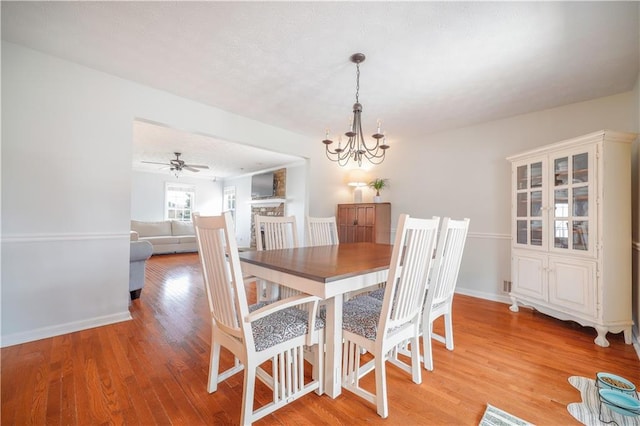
[479,404,534,426]
[568,376,640,426]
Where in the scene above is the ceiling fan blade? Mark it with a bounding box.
[183,166,201,173]
[142,161,172,166]
[185,164,209,169]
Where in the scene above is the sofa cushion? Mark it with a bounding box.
[171,220,194,236]
[141,236,180,245]
[176,235,196,244]
[131,220,171,237]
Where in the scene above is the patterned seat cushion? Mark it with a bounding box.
[284,306,326,331]
[248,301,271,312]
[249,305,325,352]
[342,295,383,340]
[368,287,385,301]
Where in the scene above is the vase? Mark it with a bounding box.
[373,195,381,203]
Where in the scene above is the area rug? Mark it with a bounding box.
[568,376,640,426]
[479,403,534,426]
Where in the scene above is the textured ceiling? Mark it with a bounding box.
[2,1,638,178]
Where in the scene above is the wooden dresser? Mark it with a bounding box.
[336,203,391,244]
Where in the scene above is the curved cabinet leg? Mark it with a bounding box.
[509,295,520,312]
[594,326,610,347]
[623,327,632,345]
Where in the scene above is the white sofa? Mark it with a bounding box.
[130,220,198,255]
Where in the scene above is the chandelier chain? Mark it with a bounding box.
[355,63,360,104]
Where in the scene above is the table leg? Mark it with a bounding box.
[324,295,343,398]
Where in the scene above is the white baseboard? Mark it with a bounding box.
[455,287,512,305]
[1,311,132,348]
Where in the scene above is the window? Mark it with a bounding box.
[166,183,195,221]
[223,186,236,223]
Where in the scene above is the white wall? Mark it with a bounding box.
[285,163,309,244]
[131,170,223,221]
[2,41,638,347]
[1,42,315,346]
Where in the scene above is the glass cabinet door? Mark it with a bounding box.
[551,151,590,252]
[515,160,545,248]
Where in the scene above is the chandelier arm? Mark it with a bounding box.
[366,154,386,165]
[325,140,355,163]
[360,120,376,152]
[364,148,386,161]
[363,136,386,160]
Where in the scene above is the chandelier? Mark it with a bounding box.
[322,53,390,167]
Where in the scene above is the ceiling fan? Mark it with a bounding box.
[142,152,209,173]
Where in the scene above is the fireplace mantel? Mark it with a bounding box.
[247,198,287,205]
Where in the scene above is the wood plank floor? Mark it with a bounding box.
[2,252,639,425]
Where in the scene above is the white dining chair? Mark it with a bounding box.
[341,214,440,418]
[421,217,470,371]
[193,212,324,425]
[254,214,300,300]
[306,216,339,246]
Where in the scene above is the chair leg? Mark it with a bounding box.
[410,335,422,384]
[374,355,389,418]
[422,321,434,371]
[208,340,221,393]
[241,363,256,426]
[444,312,454,351]
[314,333,324,395]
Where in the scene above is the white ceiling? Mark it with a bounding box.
[2,1,638,178]
[131,119,305,179]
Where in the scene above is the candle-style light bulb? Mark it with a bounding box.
[377,119,382,133]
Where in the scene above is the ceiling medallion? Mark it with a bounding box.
[322,53,390,167]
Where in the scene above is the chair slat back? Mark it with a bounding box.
[428,218,470,305]
[381,214,440,332]
[255,215,299,251]
[307,216,339,246]
[194,213,251,343]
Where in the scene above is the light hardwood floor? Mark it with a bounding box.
[2,252,639,425]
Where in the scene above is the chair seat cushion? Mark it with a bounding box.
[342,296,383,340]
[249,304,325,352]
[368,287,386,301]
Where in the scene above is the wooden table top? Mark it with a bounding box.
[238,242,393,283]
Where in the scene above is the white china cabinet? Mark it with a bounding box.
[507,130,635,347]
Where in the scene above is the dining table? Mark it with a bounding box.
[238,242,392,398]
